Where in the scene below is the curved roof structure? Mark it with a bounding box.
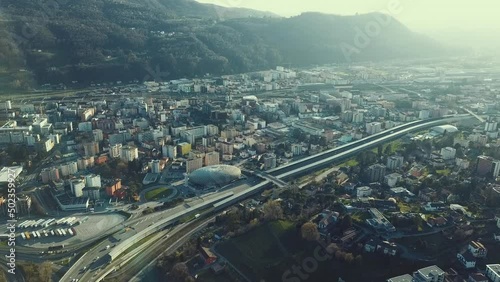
[189,165,241,187]
[431,124,458,134]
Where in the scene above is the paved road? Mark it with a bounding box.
[61,180,254,282]
[124,216,216,282]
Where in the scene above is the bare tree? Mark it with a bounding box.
[263,200,283,221]
[301,222,320,241]
[344,253,354,264]
[326,243,339,255]
[169,262,190,282]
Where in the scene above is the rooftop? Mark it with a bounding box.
[0,166,23,183]
[487,264,500,276]
[387,274,413,282]
[414,265,445,280]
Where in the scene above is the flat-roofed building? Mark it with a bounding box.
[412,265,445,282]
[486,264,500,282]
[387,274,414,282]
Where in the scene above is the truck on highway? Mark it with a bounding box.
[195,213,201,219]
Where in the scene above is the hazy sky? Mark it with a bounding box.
[197,0,500,32]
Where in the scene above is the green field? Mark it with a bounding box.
[145,187,174,201]
[339,159,359,167]
[215,220,299,282]
[436,169,451,176]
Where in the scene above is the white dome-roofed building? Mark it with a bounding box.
[189,165,241,187]
[431,124,458,135]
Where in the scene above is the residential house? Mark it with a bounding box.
[317,210,339,234]
[366,208,396,232]
[364,238,378,253]
[427,217,448,228]
[419,188,438,202]
[468,241,487,258]
[413,265,445,282]
[370,199,398,211]
[423,202,447,212]
[340,228,357,244]
[199,247,217,265]
[457,251,476,269]
[376,241,398,256]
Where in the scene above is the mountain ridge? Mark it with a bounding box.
[0,0,446,90]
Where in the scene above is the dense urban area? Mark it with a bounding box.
[1,57,500,282]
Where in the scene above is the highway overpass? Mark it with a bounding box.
[106,192,234,261]
[267,114,473,180]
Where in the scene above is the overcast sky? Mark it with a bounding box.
[197,0,500,32]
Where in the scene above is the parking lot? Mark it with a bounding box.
[18,214,126,248]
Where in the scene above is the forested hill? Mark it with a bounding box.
[0,0,444,90]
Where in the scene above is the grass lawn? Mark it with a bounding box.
[145,187,174,201]
[398,202,420,213]
[340,159,359,167]
[395,232,454,257]
[216,220,300,282]
[436,169,451,176]
[351,211,371,223]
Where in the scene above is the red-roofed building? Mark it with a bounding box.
[199,247,217,265]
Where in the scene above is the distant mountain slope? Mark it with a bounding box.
[0,0,444,89]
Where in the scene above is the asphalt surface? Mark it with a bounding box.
[60,180,255,282]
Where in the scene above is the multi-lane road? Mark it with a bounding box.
[60,180,257,281]
[267,114,474,180]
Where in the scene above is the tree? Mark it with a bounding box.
[334,250,345,260]
[170,262,190,282]
[413,215,423,231]
[344,253,354,264]
[301,222,319,241]
[377,144,383,158]
[326,243,339,255]
[354,255,363,266]
[341,215,352,230]
[262,200,283,221]
[384,144,393,156]
[39,261,52,282]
